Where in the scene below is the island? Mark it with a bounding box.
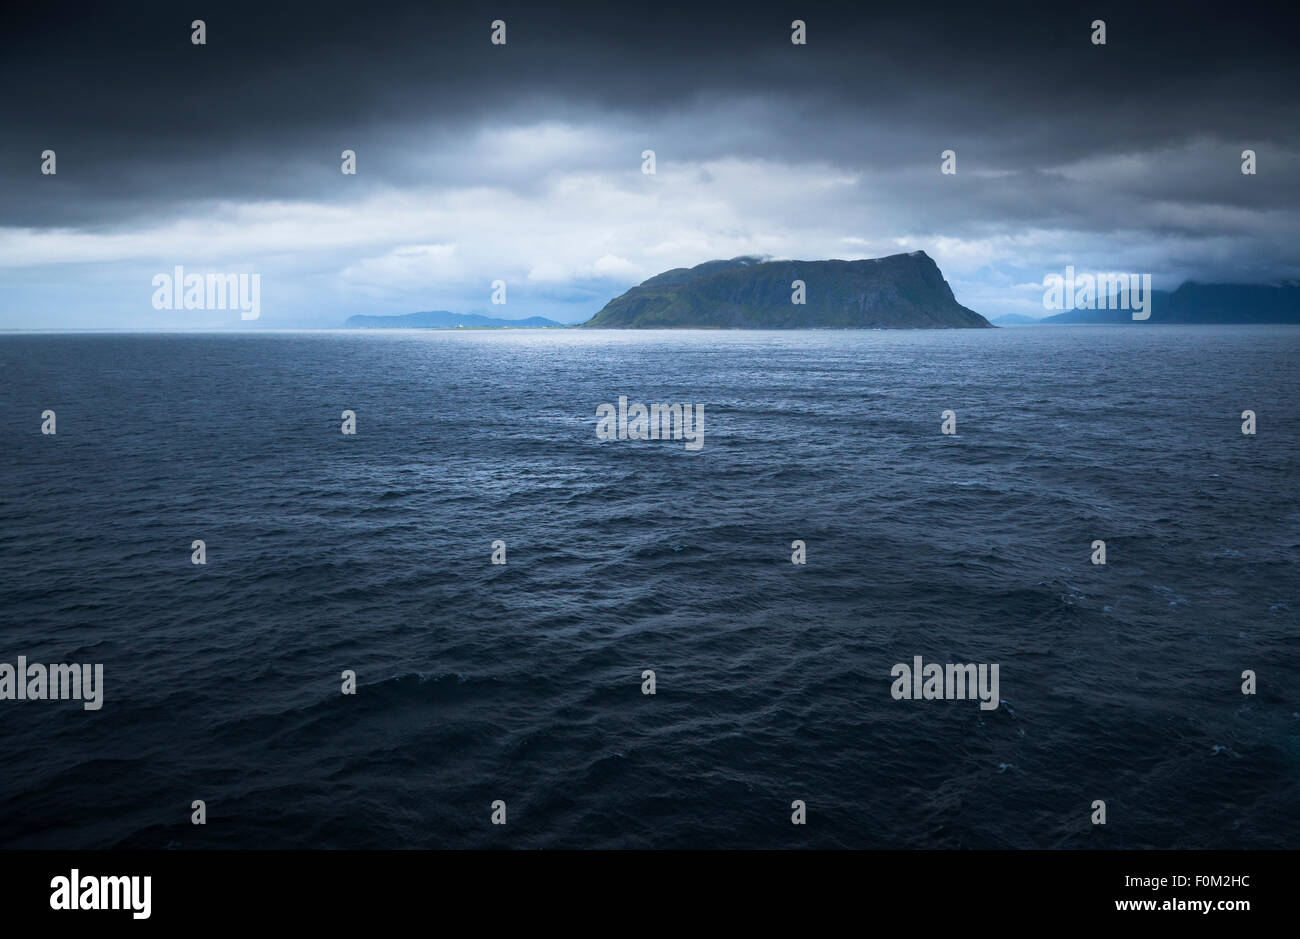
[581,251,991,328]
[344,311,563,329]
[1036,281,1300,324]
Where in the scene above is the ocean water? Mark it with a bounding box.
[0,325,1296,849]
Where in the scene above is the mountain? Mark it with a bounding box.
[582,252,991,328]
[990,313,1044,326]
[1038,282,1300,324]
[344,311,563,328]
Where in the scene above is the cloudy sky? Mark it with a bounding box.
[2,0,1298,328]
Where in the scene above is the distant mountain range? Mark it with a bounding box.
[1034,282,1300,324]
[344,275,1300,332]
[344,311,563,328]
[581,252,990,328]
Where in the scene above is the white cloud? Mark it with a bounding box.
[3,119,1297,327]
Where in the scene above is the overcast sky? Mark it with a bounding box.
[2,0,1298,327]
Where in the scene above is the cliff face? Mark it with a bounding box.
[582,252,991,328]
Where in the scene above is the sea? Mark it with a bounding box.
[0,325,1296,849]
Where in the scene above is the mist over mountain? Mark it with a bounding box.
[1039,282,1300,324]
[582,252,990,328]
[344,311,564,328]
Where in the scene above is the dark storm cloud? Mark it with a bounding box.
[2,0,1298,227]
[3,0,1299,329]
